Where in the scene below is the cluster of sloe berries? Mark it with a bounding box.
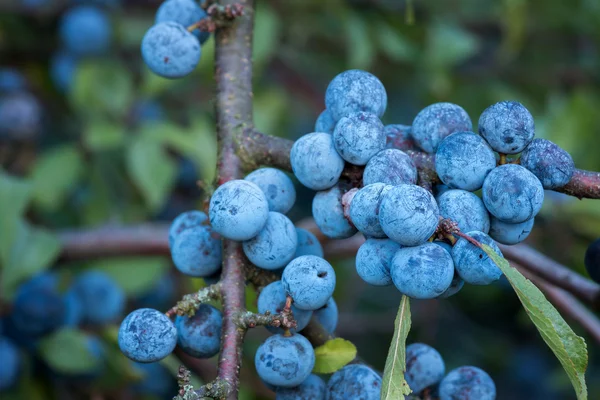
[141,0,211,79]
[292,69,575,302]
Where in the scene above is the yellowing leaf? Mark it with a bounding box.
[482,244,588,400]
[382,295,412,399]
[312,338,357,374]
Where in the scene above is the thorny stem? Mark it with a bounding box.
[235,309,297,331]
[166,283,222,318]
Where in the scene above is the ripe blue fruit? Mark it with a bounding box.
[59,6,111,56]
[72,270,125,324]
[315,109,336,134]
[437,190,490,234]
[0,337,20,390]
[276,374,326,400]
[520,138,575,189]
[133,361,178,398]
[209,179,270,241]
[0,93,42,139]
[172,224,222,277]
[478,100,534,154]
[282,255,336,310]
[452,231,503,285]
[482,164,544,223]
[349,183,393,238]
[438,270,465,299]
[0,68,26,93]
[10,273,65,338]
[257,281,312,334]
[435,131,496,191]
[245,168,296,214]
[363,149,417,186]
[355,238,400,286]
[313,297,338,333]
[405,343,445,394]
[489,217,534,245]
[254,334,315,388]
[119,308,177,363]
[175,304,222,358]
[312,184,357,239]
[243,212,297,270]
[333,111,386,165]
[291,132,344,190]
[136,273,176,310]
[379,184,440,246]
[50,51,78,92]
[294,228,324,258]
[326,364,382,400]
[63,288,83,327]
[325,69,387,121]
[132,99,165,124]
[169,210,208,248]
[155,0,210,44]
[385,124,415,151]
[439,366,496,400]
[411,102,472,153]
[141,22,201,79]
[391,243,454,299]
[584,238,600,284]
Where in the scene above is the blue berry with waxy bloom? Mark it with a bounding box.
[439,366,496,400]
[405,343,445,394]
[175,304,222,358]
[255,333,315,388]
[291,132,345,190]
[294,228,324,258]
[326,364,382,400]
[438,270,465,299]
[315,109,336,134]
[435,131,496,191]
[119,308,177,363]
[333,111,386,165]
[63,288,83,327]
[73,270,125,325]
[482,164,544,224]
[379,184,440,246]
[0,68,26,93]
[478,100,534,154]
[50,51,78,92]
[325,69,387,121]
[0,93,42,139]
[437,190,490,234]
[356,238,400,286]
[257,281,312,334]
[172,225,222,277]
[132,361,178,399]
[313,297,338,334]
[350,183,393,238]
[245,168,296,214]
[452,231,503,285]
[141,22,201,79]
[489,217,534,245]
[276,374,326,400]
[520,138,575,189]
[168,210,208,248]
[411,102,472,153]
[155,0,210,44]
[363,148,417,186]
[0,336,20,390]
[312,183,357,239]
[282,255,336,311]
[391,242,454,299]
[59,6,111,56]
[209,179,270,241]
[243,212,297,270]
[385,124,415,151]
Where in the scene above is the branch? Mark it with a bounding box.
[166,283,223,317]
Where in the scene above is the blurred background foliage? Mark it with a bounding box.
[0,0,599,399]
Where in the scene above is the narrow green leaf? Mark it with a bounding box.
[84,120,125,151]
[345,12,375,69]
[482,244,588,400]
[312,338,357,374]
[382,295,412,400]
[38,328,100,374]
[0,171,32,265]
[376,24,416,62]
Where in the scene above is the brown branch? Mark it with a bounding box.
[555,169,600,199]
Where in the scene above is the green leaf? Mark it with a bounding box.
[1,221,61,299]
[0,171,32,265]
[127,136,177,212]
[38,328,100,374]
[312,338,357,374]
[425,22,480,68]
[84,120,126,151]
[376,24,416,62]
[482,244,588,400]
[87,256,170,296]
[345,12,375,69]
[382,295,412,399]
[29,145,83,211]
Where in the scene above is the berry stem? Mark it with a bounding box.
[165,282,222,318]
[499,152,507,165]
